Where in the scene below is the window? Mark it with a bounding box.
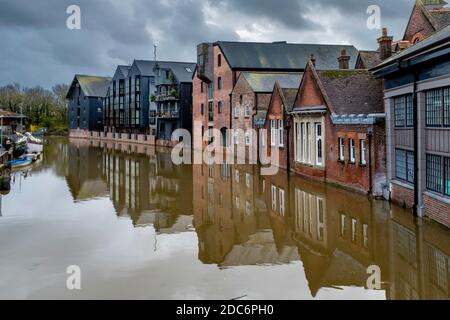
[426,89,442,126]
[245,132,251,146]
[235,170,240,183]
[270,120,276,146]
[394,95,413,127]
[427,154,442,193]
[279,189,285,216]
[201,103,204,115]
[234,106,239,118]
[246,173,251,188]
[315,123,323,165]
[201,82,204,93]
[217,77,222,90]
[208,102,213,122]
[218,54,222,67]
[445,157,450,196]
[245,105,251,118]
[394,96,405,127]
[218,101,222,114]
[396,149,414,183]
[271,186,277,211]
[360,140,367,165]
[349,139,356,163]
[278,120,284,147]
[306,123,311,162]
[339,138,345,161]
[445,88,450,126]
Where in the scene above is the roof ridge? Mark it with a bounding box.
[216,40,356,48]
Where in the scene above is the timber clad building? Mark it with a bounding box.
[67,75,111,132]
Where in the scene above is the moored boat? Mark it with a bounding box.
[8,156,33,169]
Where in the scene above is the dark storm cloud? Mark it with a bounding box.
[0,0,416,88]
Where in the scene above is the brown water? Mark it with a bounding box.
[0,137,448,300]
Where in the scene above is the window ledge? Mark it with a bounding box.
[338,160,346,164]
[359,163,367,168]
[424,191,450,205]
[391,179,414,190]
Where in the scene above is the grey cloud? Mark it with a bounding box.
[0,0,417,88]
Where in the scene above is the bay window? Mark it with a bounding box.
[270,120,276,146]
[339,138,345,161]
[349,139,356,163]
[360,140,367,165]
[315,123,323,165]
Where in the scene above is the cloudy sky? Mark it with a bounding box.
[0,0,417,88]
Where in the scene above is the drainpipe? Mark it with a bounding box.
[368,131,373,196]
[413,71,419,217]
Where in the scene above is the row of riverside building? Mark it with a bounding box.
[67,0,450,228]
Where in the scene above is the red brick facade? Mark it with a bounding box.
[403,2,437,43]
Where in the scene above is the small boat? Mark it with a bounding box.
[8,156,33,169]
[25,133,43,153]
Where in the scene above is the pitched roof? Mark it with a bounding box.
[241,72,302,92]
[416,0,450,31]
[0,109,26,119]
[280,87,300,112]
[161,62,197,83]
[315,69,384,115]
[66,75,112,99]
[216,41,359,70]
[356,51,382,69]
[118,65,130,77]
[134,60,196,79]
[373,25,450,71]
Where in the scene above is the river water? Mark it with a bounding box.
[0,137,448,300]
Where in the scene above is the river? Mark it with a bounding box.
[0,137,448,300]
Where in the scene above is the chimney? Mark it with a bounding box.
[378,27,393,60]
[338,48,350,69]
[310,54,316,66]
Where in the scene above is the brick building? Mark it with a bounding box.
[264,82,300,170]
[193,41,359,151]
[289,52,386,196]
[372,25,450,228]
[231,72,301,162]
[403,0,450,44]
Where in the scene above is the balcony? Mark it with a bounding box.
[155,91,179,102]
[157,110,180,118]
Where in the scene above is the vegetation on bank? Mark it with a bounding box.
[0,83,70,135]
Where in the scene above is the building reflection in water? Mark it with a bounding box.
[65,139,193,234]
[63,139,449,300]
[193,162,450,300]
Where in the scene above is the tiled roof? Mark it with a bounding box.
[217,41,359,70]
[373,25,450,70]
[316,69,384,115]
[242,72,302,93]
[280,88,299,112]
[357,51,382,69]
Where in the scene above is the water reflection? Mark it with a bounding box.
[14,138,449,300]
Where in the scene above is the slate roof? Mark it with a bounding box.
[373,25,450,70]
[356,51,382,69]
[280,88,300,112]
[315,69,384,115]
[118,65,130,78]
[216,41,359,70]
[161,62,197,83]
[66,75,112,99]
[134,60,196,80]
[419,0,450,30]
[241,72,302,93]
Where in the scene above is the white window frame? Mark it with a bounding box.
[270,120,276,146]
[271,185,277,211]
[279,189,285,216]
[349,139,356,163]
[339,138,345,161]
[306,123,311,163]
[235,169,240,183]
[234,106,239,118]
[245,132,251,146]
[245,173,251,188]
[245,105,251,118]
[278,119,284,147]
[360,139,367,165]
[315,123,323,166]
[294,122,300,162]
